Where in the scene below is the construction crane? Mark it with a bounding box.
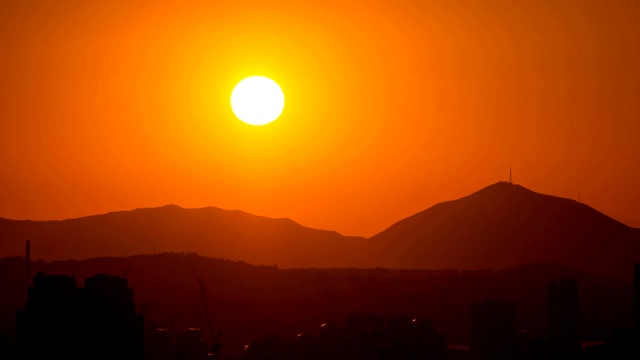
[198,278,223,358]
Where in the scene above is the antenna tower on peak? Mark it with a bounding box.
[509,166,512,184]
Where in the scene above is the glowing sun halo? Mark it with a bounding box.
[231,76,284,126]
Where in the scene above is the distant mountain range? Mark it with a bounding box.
[1,182,639,276]
[0,205,366,268]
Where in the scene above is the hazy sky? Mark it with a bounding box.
[0,0,638,236]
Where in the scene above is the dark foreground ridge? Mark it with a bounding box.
[1,253,639,359]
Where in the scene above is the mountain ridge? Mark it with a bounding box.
[368,181,640,277]
[0,204,339,233]
[1,181,639,277]
[0,205,366,267]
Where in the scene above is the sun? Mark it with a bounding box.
[230,76,284,126]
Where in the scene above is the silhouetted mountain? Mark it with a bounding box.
[368,182,640,277]
[2,182,639,275]
[0,205,365,268]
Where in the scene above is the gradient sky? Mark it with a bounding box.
[0,0,638,237]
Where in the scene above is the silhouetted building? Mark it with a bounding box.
[634,264,640,329]
[345,313,385,334]
[582,266,640,359]
[247,313,446,360]
[25,240,30,288]
[547,278,579,359]
[470,300,515,360]
[0,333,13,360]
[139,301,155,360]
[176,328,207,360]
[17,273,143,360]
[84,274,144,360]
[17,273,79,359]
[152,328,174,360]
[513,330,545,360]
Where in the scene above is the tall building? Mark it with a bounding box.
[634,264,640,329]
[25,240,30,288]
[175,328,207,360]
[17,273,79,360]
[83,274,144,360]
[17,273,143,360]
[470,300,515,360]
[547,278,578,359]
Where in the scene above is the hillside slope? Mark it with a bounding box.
[0,205,366,268]
[368,182,640,277]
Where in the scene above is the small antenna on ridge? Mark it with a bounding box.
[509,166,512,184]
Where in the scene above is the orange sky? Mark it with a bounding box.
[0,0,638,237]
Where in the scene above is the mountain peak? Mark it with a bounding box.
[470,181,537,198]
[369,182,640,277]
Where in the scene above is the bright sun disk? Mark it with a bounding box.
[230,76,284,126]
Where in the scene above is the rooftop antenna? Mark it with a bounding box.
[509,166,512,184]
